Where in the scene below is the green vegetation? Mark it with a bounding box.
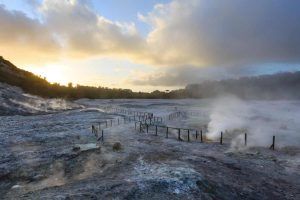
[1,56,300,100]
[0,56,184,99]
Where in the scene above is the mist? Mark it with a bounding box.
[0,82,81,115]
[206,96,300,149]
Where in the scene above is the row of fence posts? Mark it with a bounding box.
[91,125,104,142]
[185,111,202,117]
[105,106,164,125]
[135,122,276,150]
[168,111,183,120]
[135,121,205,143]
[106,106,202,119]
[167,111,202,120]
[94,108,277,150]
[93,120,276,150]
[106,107,153,118]
[127,115,163,124]
[91,116,129,142]
[91,113,163,142]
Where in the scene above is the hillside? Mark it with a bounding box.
[0,56,170,99]
[0,56,71,98]
[1,56,300,100]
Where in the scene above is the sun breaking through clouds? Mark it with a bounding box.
[1,0,300,91]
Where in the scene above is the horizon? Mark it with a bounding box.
[1,0,300,92]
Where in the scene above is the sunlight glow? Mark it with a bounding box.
[26,65,68,85]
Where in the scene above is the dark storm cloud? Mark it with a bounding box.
[144,0,300,66]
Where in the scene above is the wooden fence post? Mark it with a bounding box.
[178,129,181,141]
[200,130,203,142]
[139,122,142,132]
[166,127,169,138]
[155,125,158,136]
[270,136,275,150]
[220,131,223,144]
[244,133,247,146]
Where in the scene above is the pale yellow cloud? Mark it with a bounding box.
[0,0,147,65]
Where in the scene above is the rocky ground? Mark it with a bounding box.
[0,98,299,199]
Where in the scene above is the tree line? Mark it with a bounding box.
[1,56,300,100]
[0,56,186,99]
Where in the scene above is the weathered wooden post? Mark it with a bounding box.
[146,124,149,133]
[139,122,142,132]
[166,127,169,138]
[187,129,190,142]
[220,131,223,144]
[178,129,181,141]
[244,133,247,146]
[200,130,203,142]
[155,125,158,136]
[101,130,104,142]
[270,136,275,150]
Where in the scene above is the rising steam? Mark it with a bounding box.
[207,96,300,149]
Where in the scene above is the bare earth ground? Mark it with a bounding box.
[0,99,299,199]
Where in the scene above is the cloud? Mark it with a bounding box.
[0,4,61,63]
[128,66,232,87]
[1,0,300,70]
[0,0,146,64]
[127,63,300,87]
[143,0,300,66]
[39,0,146,56]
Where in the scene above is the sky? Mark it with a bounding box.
[0,0,300,92]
